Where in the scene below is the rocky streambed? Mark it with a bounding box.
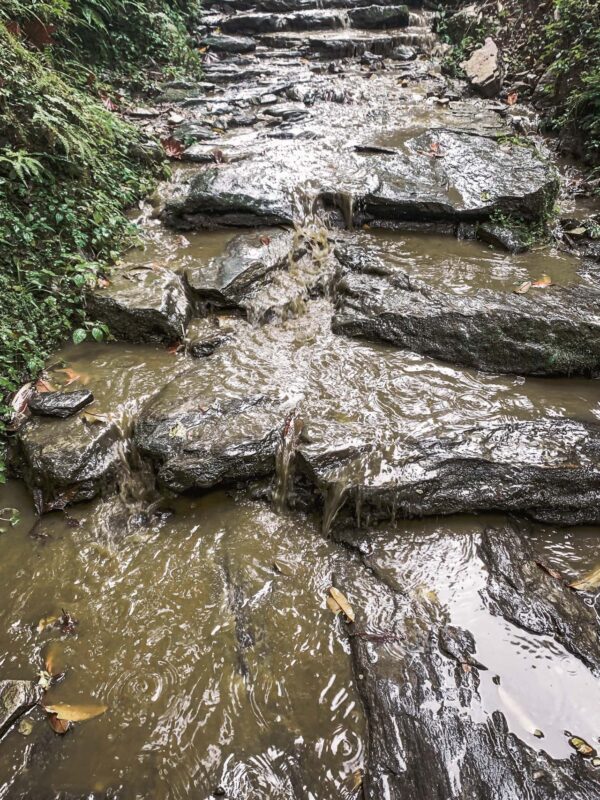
[2,1,600,798]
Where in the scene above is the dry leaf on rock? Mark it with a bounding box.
[328,587,355,623]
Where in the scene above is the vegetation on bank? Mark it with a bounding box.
[438,0,600,171]
[0,1,202,480]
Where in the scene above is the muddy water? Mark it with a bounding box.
[0,485,363,799]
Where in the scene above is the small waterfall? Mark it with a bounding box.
[274,406,304,512]
[336,191,355,230]
[322,481,348,536]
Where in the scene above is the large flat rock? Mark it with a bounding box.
[163,131,558,230]
[220,6,409,34]
[332,241,600,376]
[348,525,600,800]
[134,359,298,493]
[86,266,191,344]
[297,417,600,526]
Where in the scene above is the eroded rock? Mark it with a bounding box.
[184,229,295,309]
[348,526,600,800]
[134,360,297,492]
[297,417,600,526]
[0,680,43,739]
[331,242,600,376]
[12,416,122,509]
[86,266,191,344]
[461,37,503,98]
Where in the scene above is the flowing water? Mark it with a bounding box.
[2,4,600,798]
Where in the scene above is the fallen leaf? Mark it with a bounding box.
[212,149,225,163]
[22,19,56,48]
[100,93,118,112]
[166,341,183,354]
[43,641,64,678]
[48,714,71,735]
[534,559,563,582]
[429,141,444,158]
[11,382,33,415]
[569,564,600,593]
[328,587,355,623]
[37,615,59,634]
[81,410,107,425]
[327,595,342,615]
[569,736,597,758]
[506,91,519,106]
[35,378,56,393]
[351,769,363,790]
[534,729,544,739]
[161,137,184,159]
[531,274,553,288]
[97,276,111,288]
[514,281,531,294]
[54,367,90,386]
[461,663,472,673]
[259,236,272,246]
[44,703,108,722]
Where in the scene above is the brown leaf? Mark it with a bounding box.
[429,141,444,158]
[44,703,108,722]
[6,21,21,37]
[81,410,107,425]
[161,137,184,159]
[11,382,33,415]
[99,93,118,112]
[506,91,519,106]
[37,614,59,634]
[535,559,563,582]
[166,341,183,354]
[97,276,111,289]
[48,713,71,735]
[54,367,90,386]
[35,378,56,393]
[531,274,553,288]
[328,587,355,623]
[259,236,272,246]
[212,149,225,163]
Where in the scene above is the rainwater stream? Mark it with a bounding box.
[1,4,600,799]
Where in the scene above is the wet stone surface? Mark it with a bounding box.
[4,1,600,798]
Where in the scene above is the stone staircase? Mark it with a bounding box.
[201,1,437,60]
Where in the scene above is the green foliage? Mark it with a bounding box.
[0,0,202,81]
[544,0,600,161]
[0,23,171,476]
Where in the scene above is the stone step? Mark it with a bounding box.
[257,27,436,58]
[204,0,427,13]
[218,5,411,35]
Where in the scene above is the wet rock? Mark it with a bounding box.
[204,34,257,54]
[184,229,295,311]
[390,44,417,60]
[28,390,94,419]
[351,526,600,800]
[264,30,411,59]
[134,361,296,492]
[476,221,530,253]
[0,680,43,738]
[185,318,235,358]
[461,37,503,98]
[221,9,347,34]
[479,526,600,672]
[164,130,558,230]
[331,242,600,376]
[12,415,122,508]
[347,5,409,29]
[86,266,191,344]
[298,418,600,526]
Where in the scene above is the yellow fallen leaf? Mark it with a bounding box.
[569,565,600,593]
[531,274,553,288]
[37,615,59,633]
[44,703,108,722]
[327,595,342,615]
[328,587,355,623]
